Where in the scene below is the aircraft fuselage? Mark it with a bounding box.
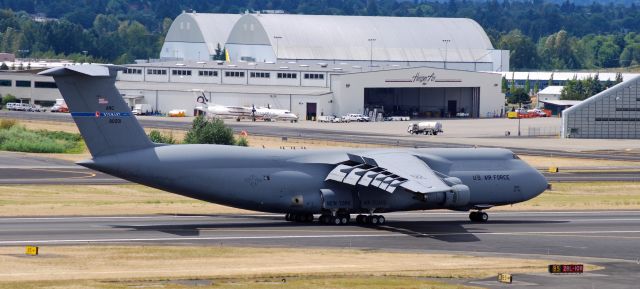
[80,145,547,214]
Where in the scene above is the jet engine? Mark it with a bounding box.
[444,184,471,208]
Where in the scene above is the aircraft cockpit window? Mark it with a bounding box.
[512,154,520,159]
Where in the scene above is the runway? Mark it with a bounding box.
[1,211,639,288]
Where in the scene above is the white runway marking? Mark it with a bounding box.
[0,233,403,245]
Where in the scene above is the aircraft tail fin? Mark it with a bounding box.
[39,65,154,157]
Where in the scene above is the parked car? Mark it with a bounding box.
[343,113,370,122]
[527,108,548,117]
[317,115,335,123]
[331,116,350,123]
[9,103,29,111]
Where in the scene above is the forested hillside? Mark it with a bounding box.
[1,0,640,70]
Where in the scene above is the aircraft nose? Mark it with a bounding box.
[523,169,548,201]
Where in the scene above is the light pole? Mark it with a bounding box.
[442,39,450,69]
[368,38,376,68]
[273,36,282,62]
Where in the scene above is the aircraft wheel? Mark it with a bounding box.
[376,215,385,225]
[305,213,314,223]
[479,212,489,222]
[370,215,379,225]
[468,212,477,221]
[339,216,348,225]
[356,215,364,224]
[285,213,291,221]
[331,216,341,225]
[319,215,329,224]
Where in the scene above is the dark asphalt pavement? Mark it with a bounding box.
[1,211,639,288]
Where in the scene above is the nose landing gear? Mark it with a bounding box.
[469,211,489,222]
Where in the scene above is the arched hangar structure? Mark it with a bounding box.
[160,12,508,72]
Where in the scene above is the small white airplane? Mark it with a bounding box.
[194,90,298,122]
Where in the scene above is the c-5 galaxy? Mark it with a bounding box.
[40,65,548,225]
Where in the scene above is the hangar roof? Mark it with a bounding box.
[168,12,495,62]
[164,13,241,54]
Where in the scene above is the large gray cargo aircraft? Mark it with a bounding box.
[40,65,548,225]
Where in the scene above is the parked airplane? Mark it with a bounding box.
[40,65,548,225]
[194,90,298,122]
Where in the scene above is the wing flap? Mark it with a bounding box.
[325,151,452,194]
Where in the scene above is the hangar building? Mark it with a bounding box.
[3,12,506,119]
[562,75,640,139]
[161,12,509,72]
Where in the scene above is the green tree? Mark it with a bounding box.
[213,43,224,60]
[524,75,531,94]
[501,76,508,93]
[1,94,17,108]
[183,116,235,145]
[497,30,539,69]
[615,72,623,84]
[507,87,530,104]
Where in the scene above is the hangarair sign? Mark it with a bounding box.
[411,72,437,83]
[385,72,461,85]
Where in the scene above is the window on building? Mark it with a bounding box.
[15,80,30,87]
[34,81,57,88]
[224,71,245,77]
[172,69,192,76]
[198,70,218,77]
[304,73,324,80]
[0,79,10,87]
[277,73,297,79]
[250,72,270,78]
[124,68,142,74]
[147,69,167,75]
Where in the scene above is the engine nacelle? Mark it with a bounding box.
[444,184,470,208]
[442,177,463,186]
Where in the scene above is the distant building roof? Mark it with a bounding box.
[539,99,582,106]
[227,13,494,62]
[502,71,639,82]
[162,12,500,64]
[538,86,564,95]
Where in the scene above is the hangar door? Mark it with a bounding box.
[364,87,480,118]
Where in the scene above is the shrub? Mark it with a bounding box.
[0,126,84,153]
[0,119,17,129]
[183,116,235,145]
[148,130,176,144]
[236,136,249,147]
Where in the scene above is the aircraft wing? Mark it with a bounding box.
[325,152,451,194]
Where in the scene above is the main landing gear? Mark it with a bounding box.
[355,214,385,225]
[285,213,387,226]
[469,211,489,222]
[285,213,314,223]
[319,213,350,225]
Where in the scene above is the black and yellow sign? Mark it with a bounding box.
[25,246,39,256]
[548,264,584,274]
[497,273,512,284]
